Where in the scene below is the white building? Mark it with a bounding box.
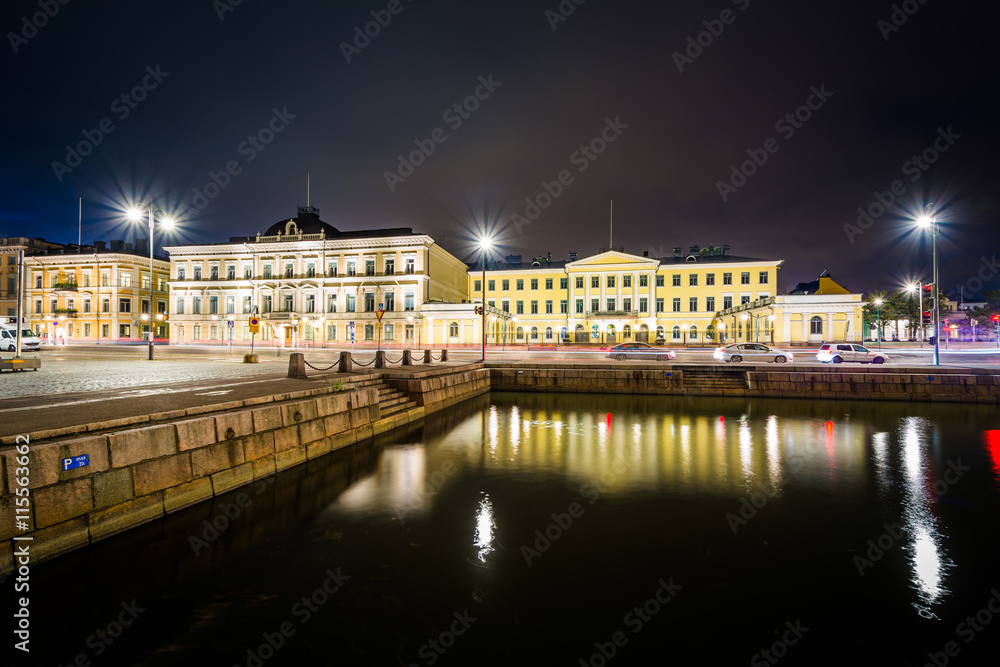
[164,206,469,348]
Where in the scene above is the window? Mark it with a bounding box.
[516,279,524,290]
[329,263,337,277]
[591,298,599,312]
[177,266,186,280]
[119,298,131,313]
[83,299,91,313]
[706,325,716,341]
[385,259,395,275]
[365,260,375,276]
[689,326,698,341]
[575,299,584,314]
[531,279,538,290]
[516,301,524,314]
[502,300,509,312]
[560,278,567,289]
[244,266,252,279]
[404,258,415,274]
[487,300,495,308]
[102,298,110,313]
[723,296,733,309]
[759,271,769,284]
[723,273,732,285]
[404,293,415,311]
[706,273,715,286]
[158,300,166,315]
[385,293,394,311]
[327,294,337,312]
[530,327,539,341]
[656,275,664,287]
[364,293,375,312]
[591,276,599,289]
[545,327,553,341]
[120,324,132,338]
[262,295,271,313]
[210,297,218,314]
[689,297,698,311]
[347,261,356,277]
[502,279,510,291]
[284,295,294,311]
[226,296,235,314]
[545,278,553,290]
[305,295,315,313]
[384,324,394,340]
[227,265,236,280]
[545,300,553,314]
[34,299,41,313]
[689,274,698,286]
[530,300,538,314]
[706,297,715,312]
[623,298,631,311]
[607,276,615,288]
[243,296,252,313]
[606,298,615,311]
[639,298,648,313]
[364,325,374,340]
[346,295,356,312]
[623,275,631,288]
[306,264,315,278]
[193,325,202,339]
[449,322,459,337]
[119,273,131,287]
[284,264,293,278]
[210,266,219,280]
[474,280,482,292]
[810,316,823,335]
[672,274,680,287]
[672,326,681,340]
[576,277,584,289]
[516,327,524,341]
[263,265,271,279]
[672,298,681,312]
[488,280,495,291]
[328,324,337,341]
[560,300,568,314]
[639,275,648,287]
[741,272,751,285]
[34,275,42,288]
[741,295,751,305]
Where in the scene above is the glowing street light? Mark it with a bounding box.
[915,210,940,366]
[873,297,883,350]
[128,205,175,360]
[478,235,493,362]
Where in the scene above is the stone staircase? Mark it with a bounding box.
[680,368,748,390]
[341,376,418,417]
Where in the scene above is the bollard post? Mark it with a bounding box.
[338,351,353,373]
[375,350,385,369]
[441,349,448,362]
[423,349,432,364]
[288,352,307,378]
[148,340,155,361]
[403,350,412,365]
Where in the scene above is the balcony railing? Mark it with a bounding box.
[718,296,773,317]
[53,308,78,318]
[585,310,640,318]
[53,282,78,292]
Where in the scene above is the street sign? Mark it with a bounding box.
[376,303,385,323]
[62,455,89,471]
[248,317,260,334]
[227,319,234,328]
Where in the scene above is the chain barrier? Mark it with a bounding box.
[353,356,377,367]
[430,352,443,361]
[303,360,339,371]
[384,354,404,364]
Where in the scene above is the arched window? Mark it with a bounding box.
[623,325,632,339]
[560,326,568,339]
[591,324,599,339]
[545,326,553,340]
[530,326,539,340]
[706,325,716,341]
[689,325,698,340]
[810,316,823,335]
[449,321,459,338]
[656,325,665,340]
[672,325,681,339]
[516,326,524,340]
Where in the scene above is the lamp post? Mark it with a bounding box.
[479,236,493,362]
[916,212,940,366]
[768,315,776,345]
[873,298,883,350]
[128,206,174,360]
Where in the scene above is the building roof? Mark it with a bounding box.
[210,206,427,245]
[262,205,339,237]
[466,254,777,271]
[788,274,851,295]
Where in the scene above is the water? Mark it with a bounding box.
[7,393,1000,666]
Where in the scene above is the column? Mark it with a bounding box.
[827,312,835,342]
[801,312,810,342]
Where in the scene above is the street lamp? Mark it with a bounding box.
[478,235,493,362]
[916,212,940,366]
[128,206,174,360]
[873,297,883,350]
[767,315,776,345]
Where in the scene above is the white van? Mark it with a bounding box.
[0,324,41,352]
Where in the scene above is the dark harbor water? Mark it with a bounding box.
[7,393,1000,666]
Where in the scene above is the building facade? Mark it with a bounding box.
[1,237,64,320]
[164,206,469,347]
[468,245,790,345]
[25,240,170,343]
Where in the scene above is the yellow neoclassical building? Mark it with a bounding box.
[468,246,863,346]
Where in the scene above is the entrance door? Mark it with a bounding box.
[284,326,293,346]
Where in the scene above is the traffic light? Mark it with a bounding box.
[474,306,482,315]
[923,283,933,294]
[922,311,931,325]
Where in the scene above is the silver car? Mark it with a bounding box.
[605,343,676,361]
[713,343,792,363]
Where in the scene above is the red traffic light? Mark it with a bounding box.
[993,315,999,322]
[923,284,933,292]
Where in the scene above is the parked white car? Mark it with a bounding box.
[713,343,792,363]
[817,343,887,364]
[0,324,41,352]
[605,343,676,361]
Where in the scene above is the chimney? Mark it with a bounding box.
[135,238,148,255]
[642,250,649,257]
[569,251,578,262]
[94,241,107,251]
[110,240,124,252]
[547,251,551,262]
[723,244,731,256]
[673,247,681,258]
[689,245,699,254]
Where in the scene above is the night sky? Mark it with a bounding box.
[2,0,998,297]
